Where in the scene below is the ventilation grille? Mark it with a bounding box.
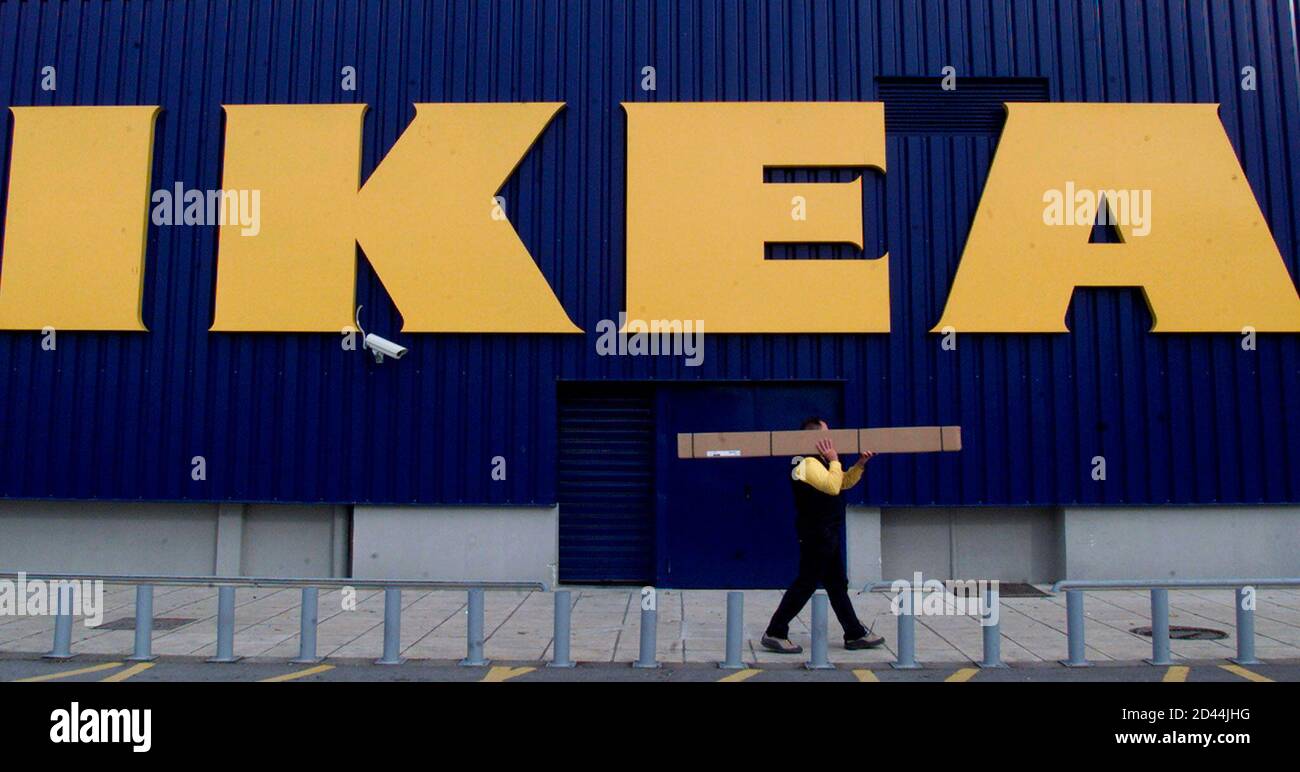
[876,77,1050,134]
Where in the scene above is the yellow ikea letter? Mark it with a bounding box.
[624,102,888,333]
[212,103,580,333]
[935,103,1300,333]
[0,106,159,330]
[213,104,363,332]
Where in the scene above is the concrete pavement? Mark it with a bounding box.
[3,584,1300,667]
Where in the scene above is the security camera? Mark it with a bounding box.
[353,306,408,364]
[364,333,407,363]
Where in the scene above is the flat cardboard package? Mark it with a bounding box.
[678,426,961,459]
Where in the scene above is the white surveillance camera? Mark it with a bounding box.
[353,305,409,364]
[363,333,407,363]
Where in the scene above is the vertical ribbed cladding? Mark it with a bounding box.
[0,0,1295,507]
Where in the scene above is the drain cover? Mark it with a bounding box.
[1130,625,1228,641]
[97,617,196,631]
[993,582,1051,598]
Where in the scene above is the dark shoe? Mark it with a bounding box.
[844,630,885,650]
[760,635,804,654]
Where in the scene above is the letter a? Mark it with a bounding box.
[935,103,1300,332]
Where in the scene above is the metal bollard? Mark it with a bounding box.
[805,591,834,670]
[549,590,575,668]
[633,587,659,669]
[1230,586,1259,665]
[459,588,489,666]
[291,587,321,664]
[44,584,74,660]
[1146,588,1172,666]
[978,584,1006,668]
[208,585,240,663]
[719,591,745,670]
[1061,589,1090,667]
[127,585,157,662]
[891,585,920,669]
[375,587,404,665]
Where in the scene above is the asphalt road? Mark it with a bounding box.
[2,656,1296,683]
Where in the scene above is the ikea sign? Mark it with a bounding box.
[1,101,1298,334]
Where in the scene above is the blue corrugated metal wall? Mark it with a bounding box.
[0,0,1297,507]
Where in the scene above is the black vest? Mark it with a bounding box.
[791,455,846,535]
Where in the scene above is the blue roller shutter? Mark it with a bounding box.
[557,385,656,584]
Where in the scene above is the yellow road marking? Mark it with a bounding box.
[717,668,761,683]
[853,669,880,683]
[480,666,535,683]
[1162,666,1190,682]
[1164,660,1190,681]
[945,667,979,682]
[260,664,335,682]
[13,661,124,682]
[1220,663,1273,683]
[100,662,155,682]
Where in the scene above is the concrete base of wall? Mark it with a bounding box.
[0,501,348,577]
[880,507,1064,583]
[872,505,1300,582]
[2,501,1297,584]
[845,506,882,588]
[1061,506,1300,579]
[352,506,558,587]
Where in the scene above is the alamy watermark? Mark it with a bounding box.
[1042,181,1151,237]
[884,571,1000,627]
[594,312,704,366]
[0,573,104,627]
[151,183,261,236]
[50,702,151,753]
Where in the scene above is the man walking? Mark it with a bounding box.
[761,417,885,653]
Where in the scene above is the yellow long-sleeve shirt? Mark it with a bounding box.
[791,455,864,496]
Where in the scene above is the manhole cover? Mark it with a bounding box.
[97,617,196,631]
[1130,625,1228,641]
[992,582,1051,598]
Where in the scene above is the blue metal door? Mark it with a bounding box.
[657,383,844,588]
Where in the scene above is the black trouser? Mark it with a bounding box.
[765,521,867,641]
